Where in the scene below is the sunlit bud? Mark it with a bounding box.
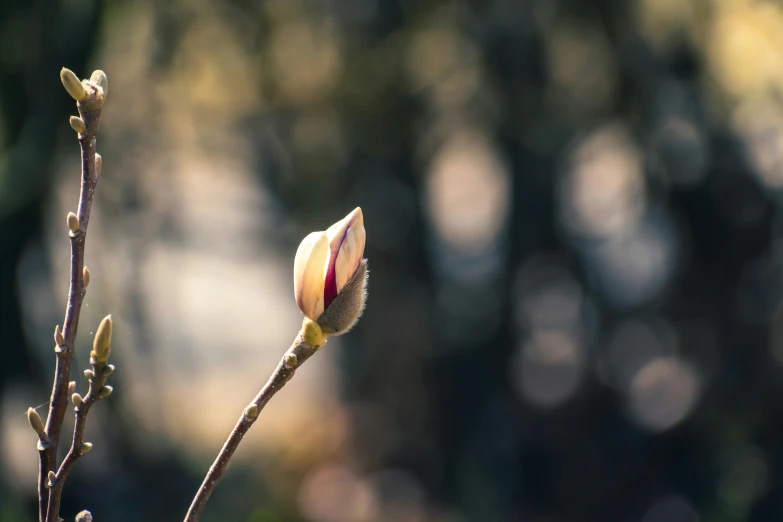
[68,381,76,395]
[79,442,93,454]
[54,325,64,347]
[98,385,113,398]
[90,315,112,365]
[84,369,94,380]
[90,70,108,98]
[83,266,91,287]
[95,153,102,174]
[284,353,298,369]
[293,208,366,323]
[76,510,93,522]
[67,212,80,234]
[47,471,57,487]
[104,364,115,376]
[27,408,45,435]
[69,116,86,134]
[60,68,86,101]
[72,393,83,408]
[244,404,258,419]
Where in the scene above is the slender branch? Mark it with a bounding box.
[46,359,112,522]
[39,84,103,522]
[183,331,323,522]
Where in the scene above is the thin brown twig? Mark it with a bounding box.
[183,331,323,522]
[38,86,103,522]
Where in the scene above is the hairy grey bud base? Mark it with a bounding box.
[317,259,368,336]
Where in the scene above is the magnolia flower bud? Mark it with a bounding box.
[294,208,367,332]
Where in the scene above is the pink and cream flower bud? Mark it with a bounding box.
[294,208,367,334]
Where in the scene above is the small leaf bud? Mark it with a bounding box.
[284,353,298,369]
[90,315,112,365]
[27,408,45,435]
[54,325,64,347]
[69,116,86,134]
[90,70,108,97]
[83,266,91,288]
[60,68,87,101]
[67,212,80,234]
[244,405,258,419]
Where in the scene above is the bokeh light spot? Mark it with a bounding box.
[513,330,584,408]
[426,130,511,255]
[628,356,700,432]
[299,466,377,522]
[560,123,645,239]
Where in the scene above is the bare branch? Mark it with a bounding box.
[38,69,106,522]
[183,331,323,522]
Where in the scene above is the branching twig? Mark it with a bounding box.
[46,326,114,522]
[37,69,108,522]
[183,330,324,522]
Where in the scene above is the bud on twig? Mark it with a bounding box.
[98,386,113,398]
[95,153,102,174]
[83,266,91,287]
[90,315,112,365]
[104,364,115,376]
[60,68,87,101]
[84,369,94,380]
[67,212,80,234]
[27,407,45,435]
[79,442,93,455]
[54,325,64,347]
[68,381,76,396]
[72,393,83,408]
[69,116,86,134]
[47,470,57,487]
[90,69,108,98]
[244,405,258,419]
[294,208,368,337]
[284,353,298,369]
[75,510,93,522]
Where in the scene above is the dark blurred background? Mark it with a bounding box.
[2,0,783,521]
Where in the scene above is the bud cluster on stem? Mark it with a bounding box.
[34,67,113,522]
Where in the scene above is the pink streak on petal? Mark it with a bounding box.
[323,225,351,309]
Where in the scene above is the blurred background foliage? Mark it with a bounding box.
[2,0,783,520]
